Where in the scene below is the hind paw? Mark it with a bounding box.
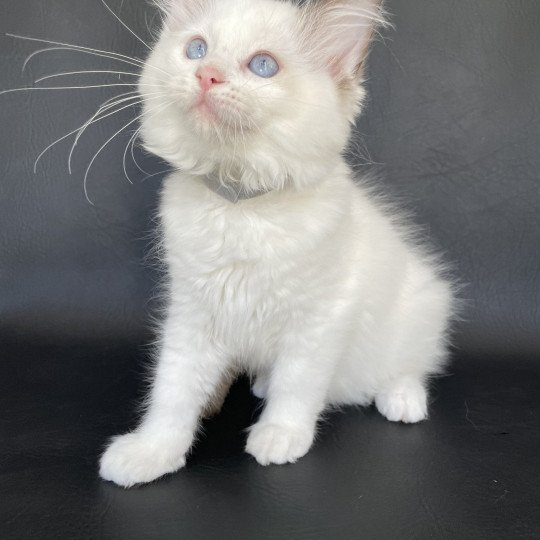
[375,377,428,424]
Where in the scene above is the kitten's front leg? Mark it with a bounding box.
[246,337,337,466]
[100,317,227,488]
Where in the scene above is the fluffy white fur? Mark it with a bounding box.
[99,0,454,487]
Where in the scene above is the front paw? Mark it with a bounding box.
[245,423,315,466]
[99,432,188,488]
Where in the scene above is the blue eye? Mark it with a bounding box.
[248,53,279,78]
[186,38,207,60]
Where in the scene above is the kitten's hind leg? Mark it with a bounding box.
[251,370,270,400]
[374,375,428,424]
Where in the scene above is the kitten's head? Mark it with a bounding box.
[140,0,386,191]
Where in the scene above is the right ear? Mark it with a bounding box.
[299,0,388,81]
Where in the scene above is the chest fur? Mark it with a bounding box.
[158,175,353,352]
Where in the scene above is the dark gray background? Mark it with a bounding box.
[1,1,539,537]
[1,1,539,355]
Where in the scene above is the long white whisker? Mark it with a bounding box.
[22,46,148,74]
[122,124,155,184]
[83,99,174,205]
[0,83,165,97]
[69,97,143,175]
[69,90,168,173]
[35,70,142,84]
[131,130,146,174]
[84,117,141,205]
[128,127,152,177]
[35,69,170,87]
[33,93,140,172]
[10,32,144,63]
[33,90,167,172]
[101,0,151,51]
[122,127,142,184]
[142,167,177,182]
[9,32,146,65]
[8,33,171,78]
[95,90,140,110]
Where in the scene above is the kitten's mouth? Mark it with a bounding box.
[193,93,217,120]
[191,92,248,130]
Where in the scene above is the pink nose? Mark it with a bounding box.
[196,66,226,92]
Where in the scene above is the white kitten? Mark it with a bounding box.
[100,0,454,488]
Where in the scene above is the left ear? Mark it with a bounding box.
[153,0,213,28]
[300,0,388,80]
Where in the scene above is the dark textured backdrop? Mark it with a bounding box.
[1,0,539,354]
[1,1,539,537]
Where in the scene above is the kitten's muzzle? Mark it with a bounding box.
[196,66,226,93]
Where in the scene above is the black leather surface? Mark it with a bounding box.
[1,0,539,537]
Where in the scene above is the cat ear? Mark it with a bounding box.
[300,0,388,80]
